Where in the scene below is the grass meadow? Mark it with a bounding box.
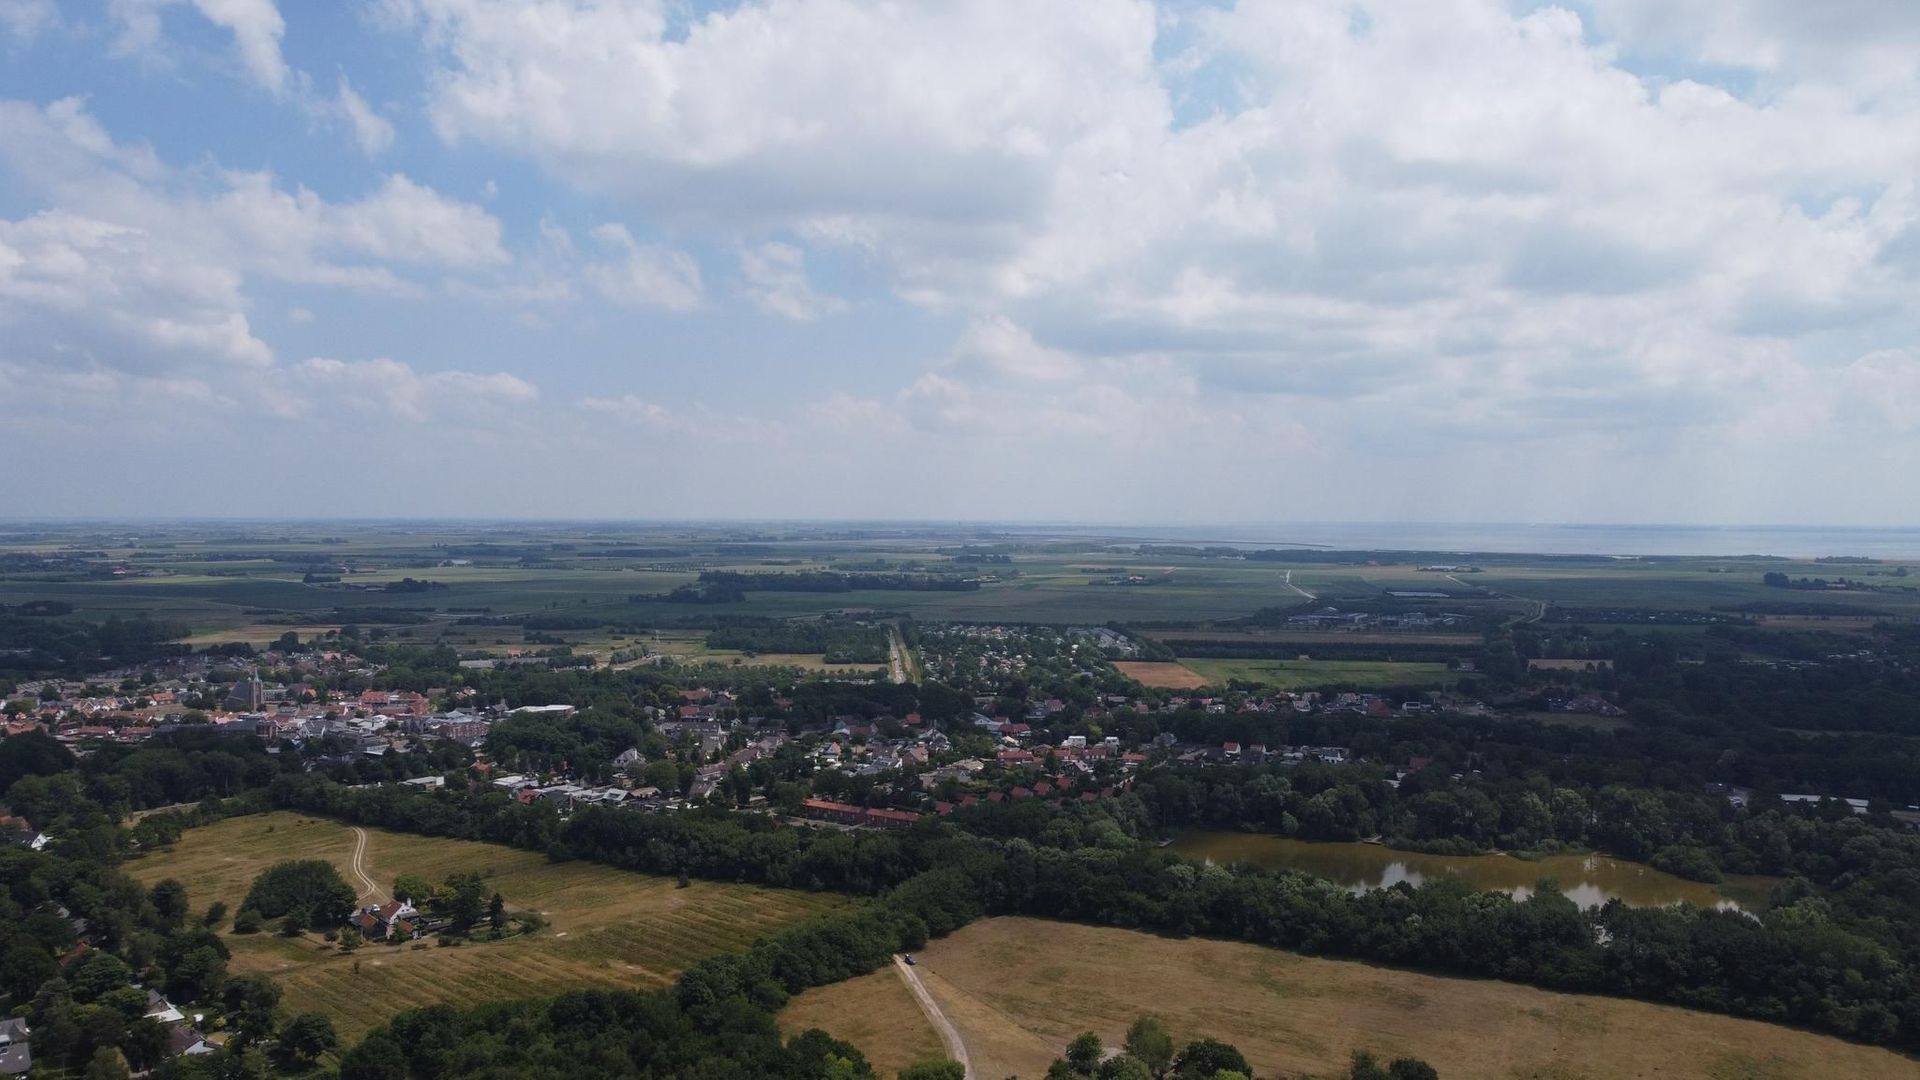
[797,917,1920,1080]
[128,813,849,1040]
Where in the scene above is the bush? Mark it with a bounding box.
[232,908,265,934]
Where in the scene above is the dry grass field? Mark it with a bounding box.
[1113,660,1211,689]
[129,813,848,1040]
[794,917,1920,1080]
[780,968,946,1077]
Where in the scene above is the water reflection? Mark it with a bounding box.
[1170,832,1775,912]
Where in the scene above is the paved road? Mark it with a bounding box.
[348,826,384,904]
[887,624,913,685]
[894,956,970,1079]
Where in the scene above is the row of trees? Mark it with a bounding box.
[273,776,1920,1050]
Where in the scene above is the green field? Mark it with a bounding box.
[127,813,849,1040]
[1181,658,1456,690]
[6,523,1918,643]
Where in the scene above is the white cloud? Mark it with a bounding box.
[1840,349,1920,431]
[739,241,844,320]
[110,0,289,93]
[292,356,538,420]
[583,224,702,310]
[0,0,54,41]
[384,1,1920,456]
[335,76,396,156]
[0,99,506,288]
[0,209,271,371]
[191,0,287,92]
[396,0,1162,231]
[329,175,505,268]
[577,393,683,430]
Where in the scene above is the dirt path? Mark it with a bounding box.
[348,826,385,905]
[1284,570,1317,601]
[895,956,970,1079]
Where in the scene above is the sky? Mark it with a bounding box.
[1,0,1918,524]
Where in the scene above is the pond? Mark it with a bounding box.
[1169,832,1777,912]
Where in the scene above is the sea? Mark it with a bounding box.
[1024,523,1920,560]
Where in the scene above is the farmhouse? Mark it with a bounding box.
[352,899,422,941]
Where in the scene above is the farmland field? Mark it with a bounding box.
[1112,660,1210,689]
[128,813,849,1040]
[1180,658,1456,690]
[798,917,1920,1080]
[6,522,1918,640]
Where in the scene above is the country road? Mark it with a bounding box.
[1284,569,1317,601]
[348,826,385,904]
[894,956,970,1079]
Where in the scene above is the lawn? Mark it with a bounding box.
[128,813,849,1040]
[1180,658,1456,690]
[801,917,1920,1080]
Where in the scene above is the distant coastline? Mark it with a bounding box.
[2,518,1918,560]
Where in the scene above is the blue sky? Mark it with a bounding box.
[2,0,1918,523]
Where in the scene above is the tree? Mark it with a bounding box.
[392,873,436,906]
[233,908,265,934]
[223,973,282,1020]
[1173,1039,1249,1079]
[1097,1057,1154,1080]
[899,1062,966,1080]
[97,986,148,1022]
[1067,1032,1105,1072]
[337,1032,407,1080]
[123,1018,171,1072]
[203,900,229,928]
[1387,1059,1438,1080]
[488,892,506,932]
[68,951,133,1003]
[0,728,74,790]
[167,945,227,1004]
[82,1046,130,1080]
[241,860,355,928]
[149,878,191,927]
[446,873,487,933]
[1125,1015,1174,1076]
[278,1012,339,1067]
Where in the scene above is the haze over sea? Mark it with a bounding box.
[1040,523,1920,560]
